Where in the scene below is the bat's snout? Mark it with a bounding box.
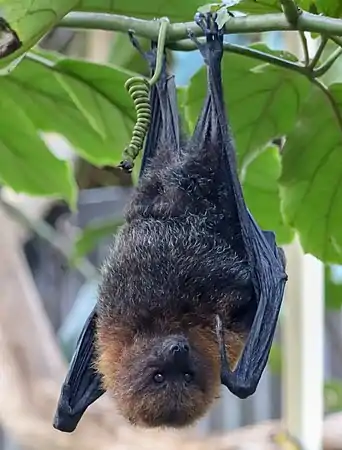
[162,335,191,365]
[170,342,189,355]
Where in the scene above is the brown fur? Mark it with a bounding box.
[95,317,246,428]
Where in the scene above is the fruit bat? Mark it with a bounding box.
[53,13,287,433]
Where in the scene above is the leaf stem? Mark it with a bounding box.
[312,78,342,131]
[313,46,342,78]
[308,36,328,70]
[330,35,342,48]
[60,11,342,40]
[299,31,309,66]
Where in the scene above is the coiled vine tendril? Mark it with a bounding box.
[119,77,151,172]
[119,18,169,173]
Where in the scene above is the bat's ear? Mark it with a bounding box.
[53,308,105,432]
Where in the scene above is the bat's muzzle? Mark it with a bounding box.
[162,335,191,365]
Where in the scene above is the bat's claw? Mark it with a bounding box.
[128,30,159,72]
[128,30,146,57]
[191,12,223,63]
[187,28,203,49]
[194,12,223,38]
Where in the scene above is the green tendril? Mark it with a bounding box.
[119,18,169,173]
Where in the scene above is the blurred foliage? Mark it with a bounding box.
[71,217,123,263]
[269,343,342,412]
[76,0,205,20]
[200,0,342,16]
[325,265,342,310]
[325,379,342,412]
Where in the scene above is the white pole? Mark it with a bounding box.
[281,237,325,450]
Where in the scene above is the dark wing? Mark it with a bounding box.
[138,41,181,176]
[53,38,181,432]
[53,307,105,432]
[189,13,287,399]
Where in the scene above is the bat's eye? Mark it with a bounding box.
[153,372,165,383]
[183,372,193,383]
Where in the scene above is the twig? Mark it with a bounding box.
[299,31,309,66]
[0,197,99,280]
[311,78,342,131]
[330,35,342,48]
[60,11,342,40]
[314,46,342,78]
[170,39,307,75]
[26,38,310,81]
[308,36,328,70]
[280,0,302,26]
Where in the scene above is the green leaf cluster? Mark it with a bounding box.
[0,50,135,206]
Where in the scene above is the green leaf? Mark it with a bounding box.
[198,2,240,17]
[268,342,282,374]
[108,33,151,76]
[230,0,282,14]
[0,91,75,204]
[243,146,294,245]
[72,218,123,261]
[216,7,232,29]
[75,0,205,20]
[186,53,310,168]
[325,264,342,309]
[297,0,316,11]
[1,53,135,166]
[315,0,342,18]
[280,83,342,263]
[0,0,78,69]
[198,3,222,13]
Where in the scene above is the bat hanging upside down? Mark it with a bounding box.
[53,13,287,432]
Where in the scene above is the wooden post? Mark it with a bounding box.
[282,238,324,450]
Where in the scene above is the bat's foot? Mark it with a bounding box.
[189,12,223,64]
[128,30,146,57]
[194,12,221,36]
[128,29,158,70]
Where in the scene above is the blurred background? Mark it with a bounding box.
[0,19,342,450]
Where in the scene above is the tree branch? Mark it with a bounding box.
[280,0,302,26]
[60,11,342,40]
[170,39,307,75]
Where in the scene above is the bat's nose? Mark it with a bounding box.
[170,342,189,355]
[164,336,191,365]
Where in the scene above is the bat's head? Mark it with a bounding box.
[96,328,221,428]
